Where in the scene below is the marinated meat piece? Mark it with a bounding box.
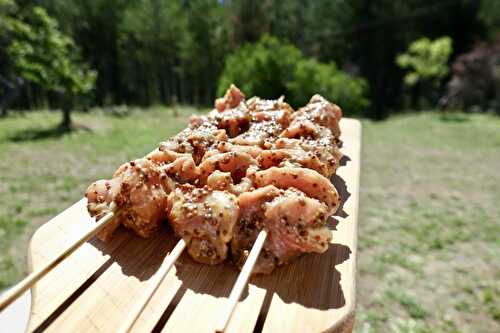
[147,149,199,183]
[232,186,332,274]
[230,97,293,148]
[205,171,254,196]
[230,122,277,147]
[216,141,263,159]
[198,151,256,184]
[246,97,293,127]
[264,189,332,262]
[208,104,251,138]
[258,149,331,177]
[215,84,245,112]
[168,185,239,264]
[232,186,282,274]
[164,157,200,183]
[274,138,342,177]
[280,119,333,143]
[86,158,174,241]
[206,170,234,191]
[159,121,228,164]
[85,179,122,241]
[253,166,340,213]
[291,94,342,138]
[231,176,254,195]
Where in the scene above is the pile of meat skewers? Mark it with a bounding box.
[85,85,344,274]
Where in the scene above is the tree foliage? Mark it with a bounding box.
[479,0,500,37]
[288,59,370,115]
[444,38,500,112]
[7,7,96,96]
[4,5,96,126]
[218,35,369,115]
[119,0,190,104]
[396,37,453,88]
[218,35,302,100]
[1,0,496,118]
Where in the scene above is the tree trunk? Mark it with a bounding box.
[0,76,24,117]
[60,106,72,130]
[59,94,73,130]
[0,106,7,117]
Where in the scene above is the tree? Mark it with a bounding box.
[396,36,453,107]
[119,0,190,104]
[182,0,230,105]
[0,0,23,116]
[40,0,128,105]
[479,0,500,38]
[6,6,96,129]
[444,38,500,112]
[2,0,491,116]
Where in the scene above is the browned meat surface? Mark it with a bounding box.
[208,105,251,138]
[168,184,239,264]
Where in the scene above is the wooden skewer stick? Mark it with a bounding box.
[215,230,268,333]
[0,211,116,312]
[118,238,187,333]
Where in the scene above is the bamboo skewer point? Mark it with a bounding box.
[118,238,187,333]
[0,211,116,312]
[215,230,268,333]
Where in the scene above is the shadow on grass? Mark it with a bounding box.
[8,123,91,142]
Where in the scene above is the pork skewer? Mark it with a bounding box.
[0,210,116,312]
[117,238,187,333]
[215,230,268,333]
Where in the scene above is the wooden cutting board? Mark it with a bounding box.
[26,118,361,333]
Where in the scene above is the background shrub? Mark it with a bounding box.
[218,35,369,115]
[287,58,370,115]
[444,38,500,112]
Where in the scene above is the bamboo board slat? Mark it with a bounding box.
[26,118,361,333]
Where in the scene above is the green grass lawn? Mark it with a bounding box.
[0,108,499,332]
